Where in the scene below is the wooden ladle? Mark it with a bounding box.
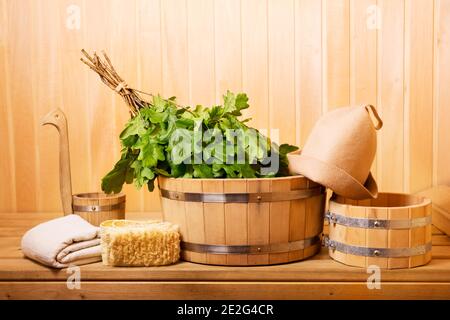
[41,109,73,215]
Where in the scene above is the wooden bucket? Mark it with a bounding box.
[72,192,126,226]
[326,193,432,269]
[158,175,326,266]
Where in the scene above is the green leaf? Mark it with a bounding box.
[141,167,155,180]
[279,143,299,155]
[153,167,171,177]
[152,94,167,112]
[121,134,138,148]
[168,128,192,165]
[176,117,195,129]
[135,135,165,167]
[193,164,214,178]
[141,107,168,124]
[119,116,147,140]
[169,162,186,177]
[222,90,236,114]
[182,164,194,178]
[101,153,135,194]
[147,179,156,192]
[232,93,249,116]
[239,163,257,178]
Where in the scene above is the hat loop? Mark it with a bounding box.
[365,105,383,130]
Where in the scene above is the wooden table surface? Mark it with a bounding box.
[1,212,450,300]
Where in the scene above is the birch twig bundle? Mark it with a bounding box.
[80,49,149,117]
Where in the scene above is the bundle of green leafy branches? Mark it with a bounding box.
[81,50,298,194]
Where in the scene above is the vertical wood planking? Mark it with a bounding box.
[110,0,143,212]
[224,180,248,265]
[424,204,432,265]
[388,208,410,269]
[73,193,125,226]
[247,179,270,265]
[164,180,187,261]
[2,0,450,213]
[345,206,367,267]
[59,0,91,198]
[0,0,16,212]
[350,0,377,106]
[137,0,163,214]
[160,176,323,265]
[31,0,62,212]
[303,189,324,259]
[159,179,187,242]
[268,0,296,145]
[288,178,307,261]
[268,179,290,264]
[349,0,378,179]
[241,0,269,130]
[366,207,388,268]
[295,0,323,146]
[137,0,163,98]
[202,180,226,265]
[187,0,215,106]
[85,0,115,194]
[329,195,431,269]
[436,0,450,185]
[160,0,190,215]
[328,202,347,265]
[5,0,38,212]
[325,0,350,110]
[405,0,434,193]
[214,0,242,102]
[161,0,189,105]
[409,205,427,267]
[377,0,405,192]
[158,177,171,222]
[181,179,205,263]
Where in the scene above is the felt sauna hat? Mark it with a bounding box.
[288,105,383,200]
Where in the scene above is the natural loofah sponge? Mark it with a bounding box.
[100,220,180,267]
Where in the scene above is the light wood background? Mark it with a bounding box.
[0,0,449,213]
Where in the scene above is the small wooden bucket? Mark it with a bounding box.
[326,193,432,269]
[72,192,126,226]
[158,175,326,266]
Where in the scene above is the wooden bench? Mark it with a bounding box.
[1,212,450,299]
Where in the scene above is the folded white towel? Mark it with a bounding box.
[21,215,102,268]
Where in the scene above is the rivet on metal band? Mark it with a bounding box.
[160,187,324,203]
[323,236,432,258]
[325,212,432,230]
[72,202,125,212]
[181,235,321,255]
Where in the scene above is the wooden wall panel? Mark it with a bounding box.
[0,0,449,213]
[110,0,143,212]
[377,0,405,192]
[137,0,163,212]
[187,0,215,106]
[32,0,64,212]
[268,0,295,145]
[59,0,91,205]
[241,0,269,131]
[436,0,450,186]
[161,0,189,105]
[214,0,242,102]
[349,0,378,179]
[4,0,39,212]
[85,0,115,198]
[324,0,350,110]
[404,0,434,193]
[0,0,16,212]
[295,0,323,146]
